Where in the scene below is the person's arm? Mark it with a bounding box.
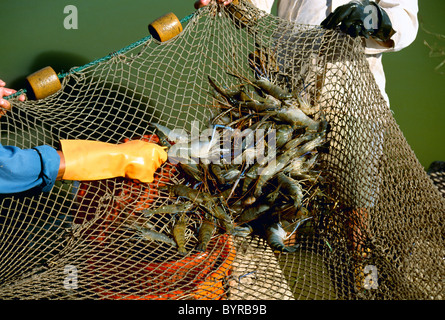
[321,0,418,54]
[0,144,60,194]
[0,140,167,194]
[365,0,419,54]
[56,150,65,180]
[58,139,167,183]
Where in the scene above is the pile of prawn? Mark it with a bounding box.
[125,67,331,256]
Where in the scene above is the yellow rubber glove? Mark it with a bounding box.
[60,139,167,183]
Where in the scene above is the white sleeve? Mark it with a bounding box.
[248,0,275,13]
[365,0,419,54]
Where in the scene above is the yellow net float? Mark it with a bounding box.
[148,12,183,42]
[25,66,62,100]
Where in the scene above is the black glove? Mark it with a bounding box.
[321,0,395,42]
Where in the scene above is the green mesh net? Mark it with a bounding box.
[1,1,444,300]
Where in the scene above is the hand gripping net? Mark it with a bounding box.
[1,1,444,300]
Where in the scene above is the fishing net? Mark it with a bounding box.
[1,1,444,300]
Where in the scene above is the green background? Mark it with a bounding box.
[0,0,443,169]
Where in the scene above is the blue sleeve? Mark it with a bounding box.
[0,144,60,194]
